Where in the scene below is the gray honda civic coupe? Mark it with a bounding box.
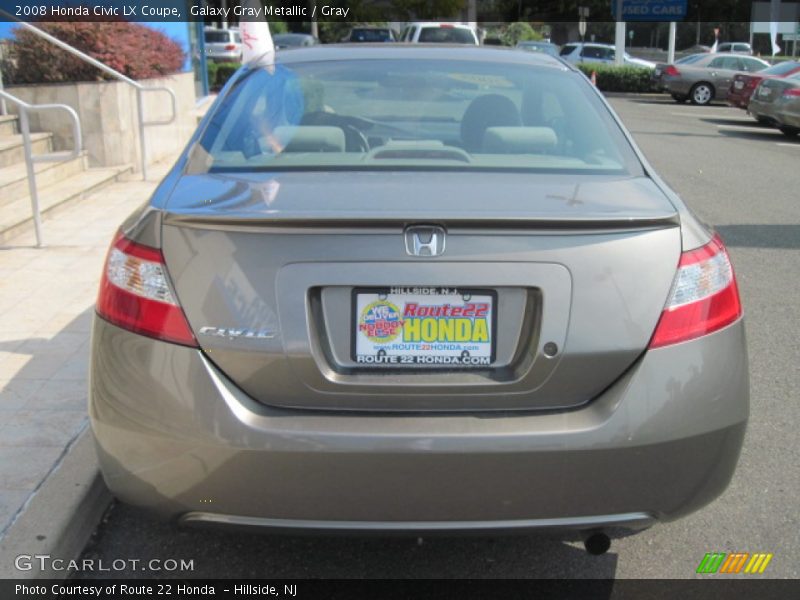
[89,46,748,554]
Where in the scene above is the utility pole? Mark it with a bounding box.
[615,0,626,66]
[578,6,589,47]
[668,22,677,63]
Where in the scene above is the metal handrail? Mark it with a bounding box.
[0,90,82,247]
[0,9,177,180]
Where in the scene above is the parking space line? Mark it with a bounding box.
[776,142,800,148]
[717,124,779,133]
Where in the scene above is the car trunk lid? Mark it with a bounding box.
[161,171,680,412]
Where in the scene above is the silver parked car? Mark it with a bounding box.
[90,46,748,554]
[559,42,656,69]
[748,71,800,137]
[661,53,770,104]
[273,33,319,50]
[516,41,560,57]
[204,27,242,63]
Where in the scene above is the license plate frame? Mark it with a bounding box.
[351,286,497,369]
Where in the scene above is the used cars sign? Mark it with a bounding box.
[612,0,688,21]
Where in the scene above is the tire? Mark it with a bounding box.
[690,82,714,106]
[671,93,688,103]
[779,126,800,138]
[756,116,772,125]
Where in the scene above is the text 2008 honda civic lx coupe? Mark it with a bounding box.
[89,46,748,554]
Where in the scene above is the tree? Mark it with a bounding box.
[4,21,185,84]
[501,22,542,46]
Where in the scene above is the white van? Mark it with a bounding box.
[400,22,479,45]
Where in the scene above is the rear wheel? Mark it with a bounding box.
[690,82,714,106]
[671,93,688,103]
[780,126,800,138]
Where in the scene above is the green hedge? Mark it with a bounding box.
[206,62,218,89]
[207,62,241,91]
[215,62,241,89]
[575,64,653,93]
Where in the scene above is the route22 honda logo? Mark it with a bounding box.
[358,300,403,343]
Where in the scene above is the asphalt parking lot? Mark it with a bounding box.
[75,95,800,580]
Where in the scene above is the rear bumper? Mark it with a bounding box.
[663,78,690,95]
[776,108,800,129]
[206,51,241,63]
[727,91,750,109]
[89,316,748,534]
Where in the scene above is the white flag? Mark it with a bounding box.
[240,0,274,65]
[769,0,782,56]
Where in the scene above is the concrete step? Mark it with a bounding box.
[0,115,19,136]
[0,153,88,207]
[0,133,52,168]
[0,164,133,244]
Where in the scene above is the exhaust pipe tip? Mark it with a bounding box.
[583,532,611,556]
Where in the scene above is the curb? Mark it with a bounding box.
[0,427,112,579]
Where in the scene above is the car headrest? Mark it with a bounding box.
[273,126,346,152]
[460,94,522,152]
[481,127,558,154]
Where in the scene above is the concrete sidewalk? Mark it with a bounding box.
[0,157,178,547]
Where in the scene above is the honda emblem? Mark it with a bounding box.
[404,226,446,257]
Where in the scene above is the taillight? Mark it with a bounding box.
[746,77,760,88]
[782,88,800,97]
[664,65,680,77]
[96,232,197,347]
[649,235,742,349]
[224,44,236,50]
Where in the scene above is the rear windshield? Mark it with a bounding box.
[189,59,642,175]
[205,30,231,44]
[418,27,475,44]
[351,29,392,42]
[762,61,800,76]
[676,54,705,65]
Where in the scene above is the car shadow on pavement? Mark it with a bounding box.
[717,129,789,142]
[698,117,771,127]
[716,224,800,249]
[74,503,619,580]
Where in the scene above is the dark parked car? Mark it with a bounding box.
[728,61,800,111]
[343,27,397,42]
[90,47,747,554]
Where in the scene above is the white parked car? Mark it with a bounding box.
[204,27,242,63]
[716,42,753,55]
[400,22,479,45]
[559,43,656,69]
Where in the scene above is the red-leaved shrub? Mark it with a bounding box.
[4,20,185,83]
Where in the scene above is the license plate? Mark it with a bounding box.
[734,80,744,90]
[353,287,495,368]
[759,86,771,97]
[655,68,661,76]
